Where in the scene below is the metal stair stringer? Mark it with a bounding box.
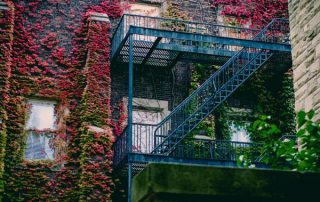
[153,50,273,154]
[151,18,289,155]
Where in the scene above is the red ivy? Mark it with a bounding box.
[211,0,289,28]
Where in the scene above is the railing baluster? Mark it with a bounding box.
[111,16,289,162]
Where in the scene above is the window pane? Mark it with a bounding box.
[25,131,54,160]
[26,100,56,130]
[230,123,251,143]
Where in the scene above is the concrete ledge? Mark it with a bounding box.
[88,12,110,23]
[132,163,320,202]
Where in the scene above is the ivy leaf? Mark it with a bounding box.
[307,110,315,120]
[297,111,307,128]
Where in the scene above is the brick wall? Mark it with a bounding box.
[111,63,191,119]
[289,0,320,121]
[169,0,217,23]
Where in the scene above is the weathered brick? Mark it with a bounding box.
[290,0,320,121]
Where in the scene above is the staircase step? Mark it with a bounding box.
[152,20,281,154]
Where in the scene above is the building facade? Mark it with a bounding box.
[289,0,320,121]
[0,0,294,201]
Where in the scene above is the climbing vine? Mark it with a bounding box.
[1,0,124,201]
[241,64,296,142]
[189,63,232,140]
[0,1,14,198]
[211,0,289,28]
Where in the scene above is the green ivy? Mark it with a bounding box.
[246,111,320,172]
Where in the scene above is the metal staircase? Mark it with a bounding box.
[152,19,288,154]
[112,15,291,171]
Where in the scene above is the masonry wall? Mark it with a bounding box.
[169,0,217,23]
[111,0,217,120]
[289,0,320,121]
[1,1,123,201]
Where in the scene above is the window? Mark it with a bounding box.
[25,100,56,160]
[124,97,170,153]
[230,122,251,143]
[132,98,169,153]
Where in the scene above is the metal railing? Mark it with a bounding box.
[132,123,157,153]
[152,18,290,154]
[113,123,157,166]
[113,127,128,167]
[113,122,264,166]
[172,139,263,162]
[111,14,262,58]
[111,15,290,59]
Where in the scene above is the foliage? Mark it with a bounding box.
[189,63,231,139]
[1,0,124,201]
[161,2,189,20]
[249,115,281,142]
[161,2,189,31]
[294,111,320,172]
[211,0,289,28]
[246,111,320,172]
[236,65,296,142]
[214,103,232,140]
[279,71,296,135]
[0,1,14,198]
[79,126,115,202]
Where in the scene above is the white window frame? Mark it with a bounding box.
[24,99,57,160]
[124,97,170,153]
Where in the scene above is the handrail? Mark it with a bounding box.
[111,14,263,59]
[119,14,260,32]
[132,122,158,127]
[153,49,264,151]
[152,18,289,153]
[153,19,287,131]
[110,14,125,42]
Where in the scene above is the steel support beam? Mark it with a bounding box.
[157,43,237,57]
[127,153,268,168]
[130,26,292,52]
[141,37,162,66]
[127,33,134,202]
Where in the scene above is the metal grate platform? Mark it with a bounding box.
[111,14,291,67]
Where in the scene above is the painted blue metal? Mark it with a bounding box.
[111,16,291,179]
[113,124,264,168]
[141,37,162,65]
[129,26,291,51]
[127,153,268,168]
[127,33,134,202]
[152,18,290,155]
[111,15,291,67]
[128,33,133,153]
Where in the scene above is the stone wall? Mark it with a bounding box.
[169,0,217,23]
[289,0,320,121]
[132,163,320,202]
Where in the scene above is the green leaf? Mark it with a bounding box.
[252,120,261,130]
[297,111,307,128]
[307,110,315,119]
[296,128,305,137]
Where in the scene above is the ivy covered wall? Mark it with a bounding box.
[0,0,124,201]
[0,0,295,201]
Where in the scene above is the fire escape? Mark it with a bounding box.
[111,14,291,200]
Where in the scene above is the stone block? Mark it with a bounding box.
[309,59,320,75]
[316,43,320,58]
[305,95,314,112]
[132,163,320,202]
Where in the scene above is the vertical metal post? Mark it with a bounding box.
[127,32,134,202]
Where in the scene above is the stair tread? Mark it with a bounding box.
[153,21,280,154]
